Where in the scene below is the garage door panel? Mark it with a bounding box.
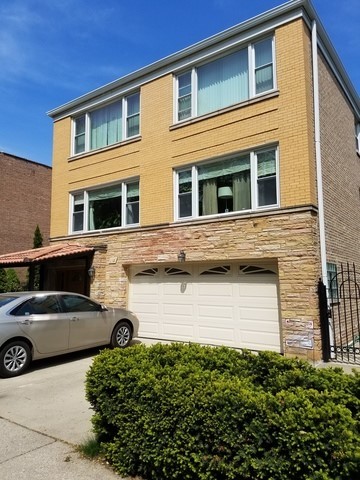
[138,319,160,336]
[198,304,233,319]
[198,326,236,343]
[131,281,159,292]
[241,331,281,352]
[162,295,194,306]
[163,315,195,325]
[238,296,278,309]
[197,283,234,296]
[130,265,281,352]
[240,308,279,322]
[163,283,193,295]
[130,302,159,314]
[239,282,277,296]
[163,324,194,338]
[241,319,280,333]
[163,303,194,316]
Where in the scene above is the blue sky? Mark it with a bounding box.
[0,0,359,166]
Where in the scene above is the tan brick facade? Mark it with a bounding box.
[48,6,359,361]
[51,20,317,237]
[0,153,51,254]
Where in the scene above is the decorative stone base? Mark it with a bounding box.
[56,207,322,360]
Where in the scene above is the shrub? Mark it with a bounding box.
[0,268,7,293]
[6,269,21,292]
[0,268,21,292]
[86,344,360,480]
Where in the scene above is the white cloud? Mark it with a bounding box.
[0,0,133,92]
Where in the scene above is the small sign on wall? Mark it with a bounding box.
[286,335,314,349]
[286,318,314,329]
[285,318,314,349]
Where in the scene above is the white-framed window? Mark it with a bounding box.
[356,123,360,155]
[174,147,279,220]
[72,92,140,155]
[175,36,275,122]
[326,262,338,302]
[70,180,139,233]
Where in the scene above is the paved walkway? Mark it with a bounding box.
[0,350,123,479]
[0,418,119,480]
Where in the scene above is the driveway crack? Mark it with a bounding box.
[0,416,76,465]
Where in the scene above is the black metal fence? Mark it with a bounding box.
[318,263,360,364]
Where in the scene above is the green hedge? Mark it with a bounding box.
[85,343,360,479]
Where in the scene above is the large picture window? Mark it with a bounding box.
[73,92,140,155]
[175,36,275,122]
[175,147,278,220]
[70,180,139,233]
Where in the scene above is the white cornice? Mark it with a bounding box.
[47,0,359,120]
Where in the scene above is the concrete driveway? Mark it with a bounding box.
[0,348,125,479]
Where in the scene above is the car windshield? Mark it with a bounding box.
[0,295,18,308]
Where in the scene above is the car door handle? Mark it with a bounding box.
[20,319,33,325]
[71,317,79,322]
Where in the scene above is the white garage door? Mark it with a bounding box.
[129,264,281,352]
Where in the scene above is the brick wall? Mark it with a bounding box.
[49,18,327,361]
[50,19,317,238]
[0,153,51,254]
[318,53,360,267]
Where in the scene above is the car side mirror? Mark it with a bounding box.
[100,304,108,312]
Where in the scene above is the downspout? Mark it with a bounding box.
[312,20,334,354]
[311,20,328,288]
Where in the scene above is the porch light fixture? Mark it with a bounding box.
[178,250,186,262]
[88,265,96,278]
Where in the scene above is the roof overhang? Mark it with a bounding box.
[0,243,95,268]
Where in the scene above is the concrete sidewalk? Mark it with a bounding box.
[0,350,123,479]
[0,418,119,480]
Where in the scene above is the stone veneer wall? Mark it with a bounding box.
[62,208,322,361]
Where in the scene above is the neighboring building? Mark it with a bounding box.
[47,0,360,361]
[0,151,51,256]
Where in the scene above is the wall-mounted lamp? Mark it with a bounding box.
[178,250,186,262]
[88,265,96,278]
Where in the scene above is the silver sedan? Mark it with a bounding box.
[0,291,139,378]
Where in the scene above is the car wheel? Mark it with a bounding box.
[111,322,132,348]
[0,341,31,378]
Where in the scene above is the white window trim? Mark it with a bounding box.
[356,123,360,155]
[174,35,276,123]
[71,93,140,157]
[192,68,198,118]
[69,179,140,234]
[254,148,280,209]
[174,146,279,221]
[68,194,74,234]
[248,43,255,98]
[251,36,277,98]
[124,93,141,139]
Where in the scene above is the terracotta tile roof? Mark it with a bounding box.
[0,243,94,266]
